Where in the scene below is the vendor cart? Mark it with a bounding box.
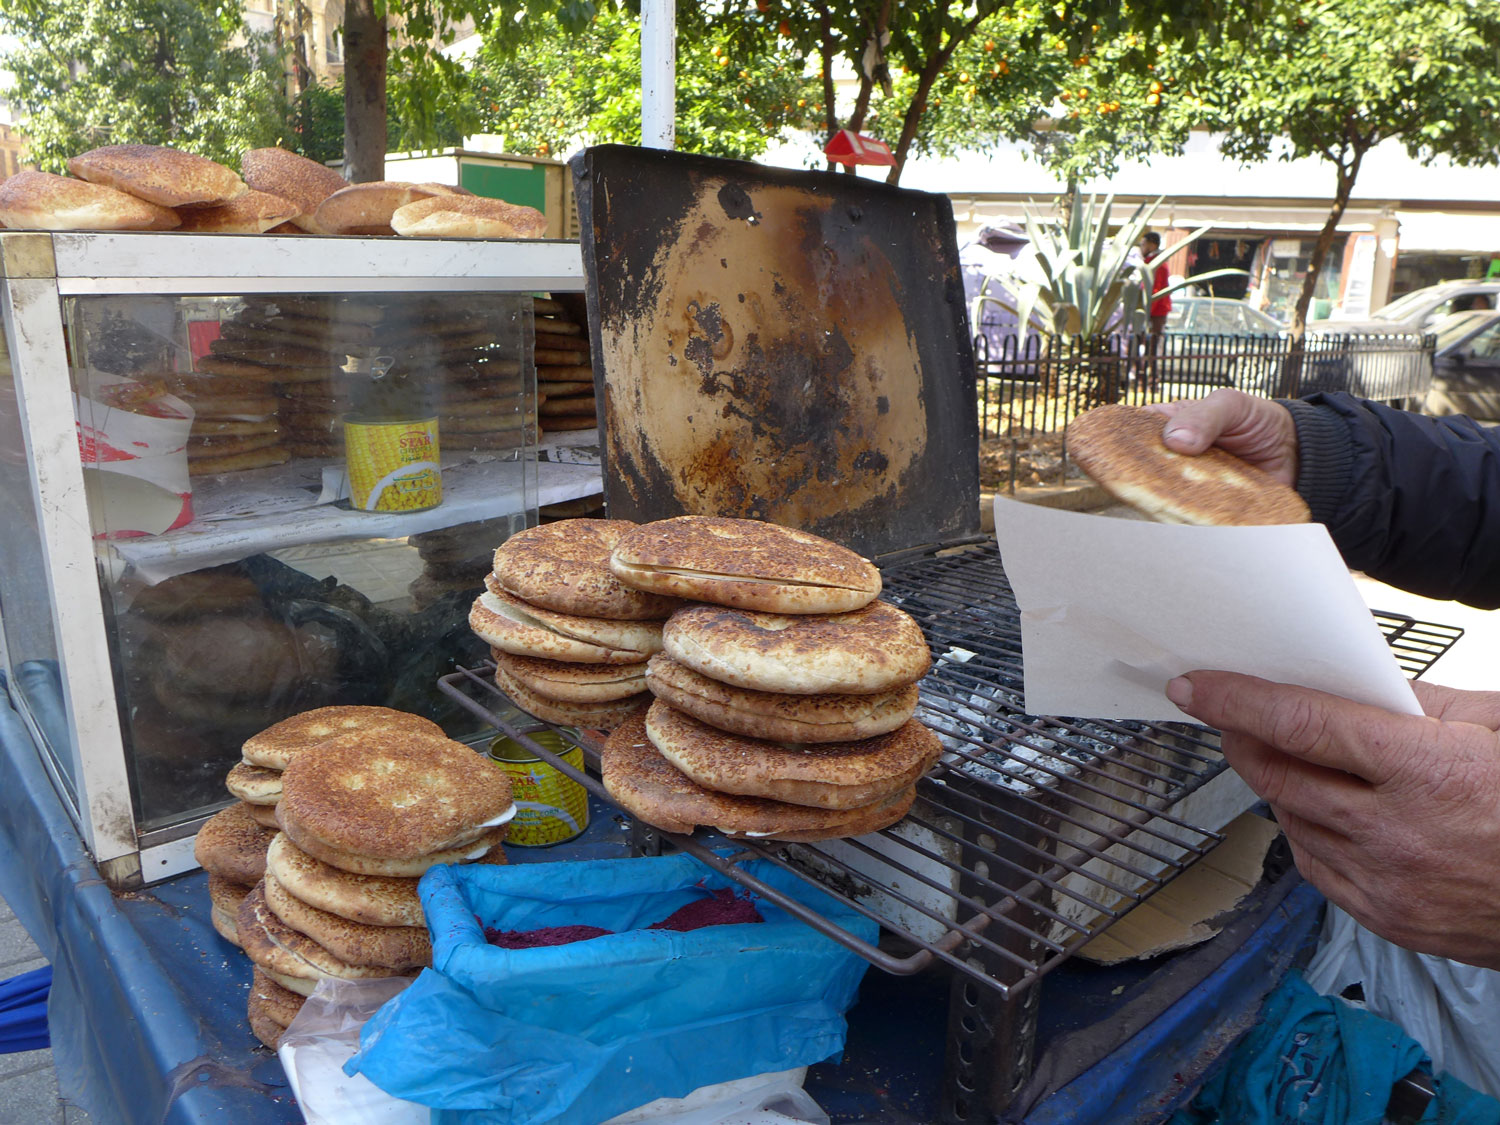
[0,161,1469,1125]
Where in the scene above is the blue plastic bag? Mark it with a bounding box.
[345,853,878,1125]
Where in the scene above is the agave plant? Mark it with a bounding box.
[1005,187,1247,341]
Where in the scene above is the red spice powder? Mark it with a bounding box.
[480,887,763,948]
[649,887,764,932]
[483,924,614,948]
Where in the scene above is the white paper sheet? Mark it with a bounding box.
[992,495,1422,722]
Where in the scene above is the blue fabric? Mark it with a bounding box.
[0,966,51,1054]
[1169,972,1500,1125]
[347,853,878,1125]
[0,670,299,1125]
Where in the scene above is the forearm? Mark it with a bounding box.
[1286,393,1500,608]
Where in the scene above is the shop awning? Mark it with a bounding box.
[1395,211,1500,254]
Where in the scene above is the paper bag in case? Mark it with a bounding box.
[75,376,194,539]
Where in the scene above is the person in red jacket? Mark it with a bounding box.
[1143,230,1173,330]
[1141,231,1173,390]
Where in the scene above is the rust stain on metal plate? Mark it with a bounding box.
[600,181,926,527]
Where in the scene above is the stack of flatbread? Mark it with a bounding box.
[204,705,514,1050]
[167,368,290,475]
[182,290,544,471]
[468,519,683,727]
[372,296,535,454]
[533,296,596,437]
[590,517,939,843]
[406,516,513,611]
[208,295,380,461]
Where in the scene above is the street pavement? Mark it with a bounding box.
[0,894,91,1124]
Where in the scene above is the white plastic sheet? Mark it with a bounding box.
[1305,905,1500,1098]
[277,977,428,1125]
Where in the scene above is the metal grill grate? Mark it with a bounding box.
[439,541,1463,1000]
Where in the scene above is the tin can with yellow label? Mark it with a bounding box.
[343,414,442,512]
[488,730,590,846]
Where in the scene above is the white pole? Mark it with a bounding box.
[640,0,676,149]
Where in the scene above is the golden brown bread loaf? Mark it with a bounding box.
[276,729,514,861]
[490,519,684,620]
[311,181,459,236]
[644,700,941,810]
[174,189,300,234]
[67,144,247,207]
[0,171,181,231]
[644,653,920,742]
[240,147,349,233]
[662,600,931,695]
[391,194,548,239]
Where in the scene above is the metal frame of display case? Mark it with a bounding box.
[0,231,586,888]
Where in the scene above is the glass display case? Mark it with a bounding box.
[0,231,598,887]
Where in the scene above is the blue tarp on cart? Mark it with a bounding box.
[0,673,300,1125]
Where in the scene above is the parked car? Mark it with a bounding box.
[1422,309,1500,420]
[1152,297,1286,391]
[1313,279,1500,335]
[1165,296,1287,336]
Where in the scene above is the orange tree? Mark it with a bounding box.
[696,0,1275,184]
[1197,0,1500,336]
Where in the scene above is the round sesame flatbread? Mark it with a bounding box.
[493,650,649,704]
[601,710,916,841]
[275,817,510,879]
[645,653,919,743]
[266,831,507,928]
[1068,404,1311,526]
[247,992,288,1051]
[490,519,684,620]
[493,663,650,729]
[194,802,278,885]
[663,600,930,695]
[237,881,405,986]
[469,589,658,664]
[242,706,445,771]
[247,802,281,829]
[226,760,282,805]
[262,873,430,971]
[208,873,254,948]
[250,968,306,1029]
[645,700,941,810]
[610,516,882,614]
[277,731,513,862]
[67,144,246,208]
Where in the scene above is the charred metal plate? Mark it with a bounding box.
[572,145,980,560]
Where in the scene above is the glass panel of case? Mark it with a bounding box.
[0,315,79,801]
[66,289,538,833]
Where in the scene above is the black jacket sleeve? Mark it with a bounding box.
[1286,392,1500,609]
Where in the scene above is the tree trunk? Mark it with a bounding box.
[1274,147,1365,397]
[1290,153,1363,339]
[885,10,984,186]
[814,4,839,173]
[342,0,386,183]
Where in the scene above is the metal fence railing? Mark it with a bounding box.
[976,330,1434,445]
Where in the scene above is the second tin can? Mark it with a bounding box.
[488,730,590,846]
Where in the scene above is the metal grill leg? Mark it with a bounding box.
[939,943,1043,1122]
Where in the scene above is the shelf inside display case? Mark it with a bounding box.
[0,231,601,874]
[104,437,604,584]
